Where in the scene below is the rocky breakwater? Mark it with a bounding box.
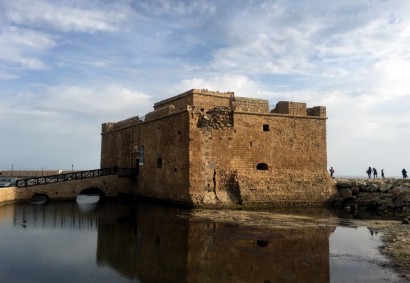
[333,178,410,222]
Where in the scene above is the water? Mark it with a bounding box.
[0,201,404,283]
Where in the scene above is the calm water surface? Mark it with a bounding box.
[0,201,404,283]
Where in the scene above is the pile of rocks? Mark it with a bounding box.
[197,107,233,129]
[333,178,410,220]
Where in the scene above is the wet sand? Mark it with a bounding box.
[356,220,410,281]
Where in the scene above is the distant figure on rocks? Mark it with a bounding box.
[329,167,335,177]
[372,168,378,178]
[402,168,408,179]
[381,169,385,178]
[366,167,372,178]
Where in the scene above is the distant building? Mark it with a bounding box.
[101,89,337,206]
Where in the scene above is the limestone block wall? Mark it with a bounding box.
[307,106,326,118]
[133,112,191,203]
[145,105,176,121]
[101,111,192,204]
[154,89,233,112]
[102,116,142,134]
[101,126,136,168]
[188,110,337,206]
[233,97,269,113]
[100,89,336,207]
[272,101,307,116]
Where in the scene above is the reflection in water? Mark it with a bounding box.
[0,202,403,283]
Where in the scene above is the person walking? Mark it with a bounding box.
[372,168,378,178]
[402,168,407,179]
[381,169,385,178]
[329,167,335,178]
[366,167,372,178]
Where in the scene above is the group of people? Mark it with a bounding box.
[365,167,408,179]
[328,166,408,179]
[366,167,383,178]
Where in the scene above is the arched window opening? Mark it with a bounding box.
[256,163,269,170]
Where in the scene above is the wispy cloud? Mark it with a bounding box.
[1,0,132,33]
[1,0,410,175]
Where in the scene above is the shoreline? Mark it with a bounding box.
[354,219,410,281]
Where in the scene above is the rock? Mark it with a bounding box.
[351,186,360,195]
[370,183,380,192]
[379,183,389,192]
[402,218,410,225]
[337,179,357,188]
[339,188,352,198]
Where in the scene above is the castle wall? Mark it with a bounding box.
[233,97,269,113]
[101,111,192,204]
[100,89,337,207]
[188,110,337,206]
[154,89,233,112]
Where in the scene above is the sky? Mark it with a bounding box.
[1,0,410,177]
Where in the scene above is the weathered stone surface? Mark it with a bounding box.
[334,178,410,218]
[100,89,337,207]
[339,188,352,198]
[0,176,133,205]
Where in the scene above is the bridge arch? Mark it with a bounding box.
[78,187,106,200]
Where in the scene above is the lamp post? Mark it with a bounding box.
[72,164,74,172]
[11,164,14,177]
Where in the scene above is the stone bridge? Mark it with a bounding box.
[0,175,135,205]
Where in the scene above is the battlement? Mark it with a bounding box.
[102,116,142,134]
[271,101,326,117]
[145,104,176,121]
[233,97,269,113]
[154,89,234,111]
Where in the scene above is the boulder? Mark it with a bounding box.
[339,188,352,198]
[337,179,357,188]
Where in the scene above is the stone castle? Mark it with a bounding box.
[101,89,337,207]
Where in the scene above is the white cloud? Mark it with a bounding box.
[0,26,55,70]
[1,0,132,33]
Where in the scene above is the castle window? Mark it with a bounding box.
[157,158,163,169]
[138,145,144,165]
[178,130,181,135]
[256,163,269,170]
[263,124,270,132]
[249,141,253,148]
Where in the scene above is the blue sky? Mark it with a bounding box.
[1,0,410,177]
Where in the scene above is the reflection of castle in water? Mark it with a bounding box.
[9,202,336,282]
[96,205,336,283]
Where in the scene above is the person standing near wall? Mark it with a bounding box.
[381,169,385,178]
[329,167,335,178]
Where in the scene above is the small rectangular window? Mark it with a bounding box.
[157,158,163,169]
[263,124,270,131]
[139,145,144,165]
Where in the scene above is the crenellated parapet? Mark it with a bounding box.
[271,101,326,118]
[145,104,176,121]
[232,97,269,113]
[102,116,142,134]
